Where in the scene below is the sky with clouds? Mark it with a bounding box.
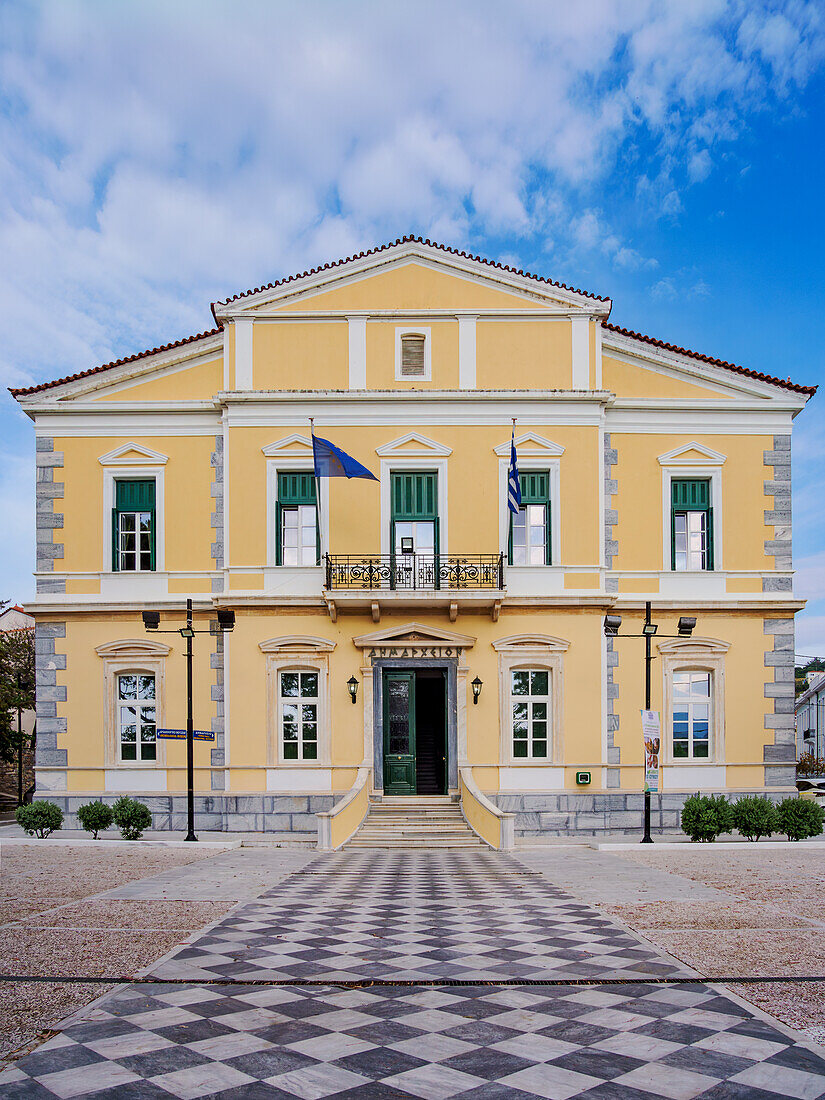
[1,0,824,654]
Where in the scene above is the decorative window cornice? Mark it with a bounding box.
[658,442,726,466]
[494,432,565,457]
[95,639,171,658]
[657,636,730,656]
[375,432,452,457]
[259,635,336,654]
[98,443,168,466]
[492,634,570,654]
[262,435,313,456]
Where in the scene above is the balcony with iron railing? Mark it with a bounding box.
[325,552,504,592]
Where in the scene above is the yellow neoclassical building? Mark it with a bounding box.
[12,238,815,846]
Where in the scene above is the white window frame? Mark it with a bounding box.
[96,639,170,768]
[277,668,321,763]
[659,637,729,766]
[260,636,335,767]
[509,668,553,761]
[395,327,432,382]
[265,455,329,565]
[102,466,166,573]
[493,634,568,766]
[659,448,724,573]
[498,457,561,566]
[670,670,712,761]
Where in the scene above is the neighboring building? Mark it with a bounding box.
[9,238,816,843]
[0,605,35,807]
[796,671,825,760]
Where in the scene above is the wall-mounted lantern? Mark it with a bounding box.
[471,676,483,705]
[347,676,359,704]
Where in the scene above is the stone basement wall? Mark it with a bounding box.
[491,791,788,837]
[36,794,335,837]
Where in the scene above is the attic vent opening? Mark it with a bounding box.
[400,334,426,378]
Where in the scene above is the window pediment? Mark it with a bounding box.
[262,434,313,457]
[96,639,171,658]
[657,637,730,656]
[375,433,452,457]
[259,635,336,654]
[98,443,168,466]
[492,634,570,654]
[494,433,565,458]
[658,442,726,466]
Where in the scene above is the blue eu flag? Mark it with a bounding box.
[312,433,378,481]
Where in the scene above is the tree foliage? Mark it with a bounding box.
[0,624,36,764]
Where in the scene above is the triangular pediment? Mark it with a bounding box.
[98,443,168,466]
[658,442,726,466]
[376,433,452,457]
[493,432,565,458]
[262,434,314,457]
[214,241,611,318]
[352,621,476,649]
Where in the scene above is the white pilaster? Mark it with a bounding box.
[571,316,590,390]
[594,320,603,389]
[348,315,367,389]
[235,317,253,390]
[458,315,477,390]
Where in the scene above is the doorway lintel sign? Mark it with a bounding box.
[368,645,462,658]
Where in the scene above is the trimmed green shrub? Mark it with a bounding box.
[77,800,114,839]
[775,797,825,841]
[681,793,731,842]
[15,801,63,838]
[732,795,777,841]
[111,796,152,840]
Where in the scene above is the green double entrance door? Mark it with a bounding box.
[383,669,447,796]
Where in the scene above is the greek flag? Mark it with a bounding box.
[507,429,522,514]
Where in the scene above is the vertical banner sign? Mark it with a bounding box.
[641,710,661,793]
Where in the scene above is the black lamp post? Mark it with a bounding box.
[603,602,696,844]
[143,599,234,842]
[16,672,32,806]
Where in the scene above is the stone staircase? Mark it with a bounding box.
[347,795,487,848]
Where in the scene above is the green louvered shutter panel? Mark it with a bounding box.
[391,472,438,519]
[509,470,551,565]
[276,472,319,565]
[113,479,156,571]
[671,478,713,571]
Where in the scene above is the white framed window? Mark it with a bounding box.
[117,673,157,762]
[495,435,564,568]
[95,639,170,768]
[260,636,335,766]
[671,671,711,759]
[279,670,319,761]
[262,440,329,566]
[511,669,551,759]
[395,327,431,381]
[658,444,724,574]
[659,637,729,766]
[101,462,166,573]
[493,634,568,766]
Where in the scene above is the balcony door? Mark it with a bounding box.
[390,471,439,589]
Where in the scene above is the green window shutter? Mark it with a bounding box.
[276,471,319,565]
[391,472,438,519]
[277,472,316,505]
[115,479,156,510]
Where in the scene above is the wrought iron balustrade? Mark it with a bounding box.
[325,553,504,591]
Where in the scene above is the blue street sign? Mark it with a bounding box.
[157,729,215,742]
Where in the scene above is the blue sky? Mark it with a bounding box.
[1,0,824,655]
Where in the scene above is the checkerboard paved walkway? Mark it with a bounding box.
[3,849,824,1098]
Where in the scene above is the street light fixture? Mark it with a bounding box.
[142,599,234,842]
[678,616,697,636]
[603,615,622,636]
[472,676,483,704]
[347,676,359,704]
[641,622,658,637]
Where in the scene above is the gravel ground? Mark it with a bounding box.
[611,846,825,1042]
[0,844,234,1063]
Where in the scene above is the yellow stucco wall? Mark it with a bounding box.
[366,320,459,389]
[602,355,726,399]
[94,357,223,402]
[252,322,348,390]
[612,434,772,573]
[475,320,572,389]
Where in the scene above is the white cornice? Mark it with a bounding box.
[98,442,169,466]
[261,433,313,456]
[658,441,726,466]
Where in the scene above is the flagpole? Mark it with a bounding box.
[309,418,325,564]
